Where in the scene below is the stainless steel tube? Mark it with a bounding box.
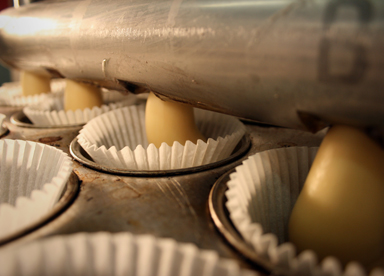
[0,0,383,130]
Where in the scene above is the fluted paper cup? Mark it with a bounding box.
[0,232,257,276]
[225,147,384,276]
[0,139,73,240]
[23,90,137,126]
[77,104,246,171]
[0,79,65,107]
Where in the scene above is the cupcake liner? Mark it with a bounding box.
[0,139,73,240]
[0,232,257,276]
[77,104,246,171]
[0,78,66,107]
[225,147,384,276]
[23,90,137,126]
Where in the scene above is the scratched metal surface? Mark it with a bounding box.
[1,0,383,130]
[0,105,325,273]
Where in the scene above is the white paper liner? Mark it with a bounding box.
[0,139,73,240]
[23,90,137,126]
[77,104,246,170]
[225,147,384,276]
[0,78,66,107]
[0,232,257,276]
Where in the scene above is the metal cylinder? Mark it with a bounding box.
[0,0,383,130]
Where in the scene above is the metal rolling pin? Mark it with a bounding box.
[0,0,383,131]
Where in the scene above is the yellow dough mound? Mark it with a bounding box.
[21,71,51,96]
[64,79,103,112]
[289,125,384,266]
[145,92,206,148]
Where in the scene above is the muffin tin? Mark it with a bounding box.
[0,89,348,275]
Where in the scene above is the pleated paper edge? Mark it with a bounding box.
[0,139,73,240]
[0,79,66,107]
[225,146,384,276]
[0,232,257,276]
[77,106,246,171]
[23,97,137,127]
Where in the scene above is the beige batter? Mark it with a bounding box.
[145,92,206,148]
[64,79,103,111]
[289,125,384,266]
[21,71,51,96]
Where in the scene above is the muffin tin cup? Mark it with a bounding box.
[0,139,73,241]
[0,79,65,107]
[76,104,247,172]
[70,135,250,176]
[221,147,384,276]
[23,90,137,127]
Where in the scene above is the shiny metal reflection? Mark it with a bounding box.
[209,169,274,274]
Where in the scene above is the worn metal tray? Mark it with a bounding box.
[0,106,325,274]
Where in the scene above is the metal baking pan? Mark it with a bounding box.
[209,169,275,273]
